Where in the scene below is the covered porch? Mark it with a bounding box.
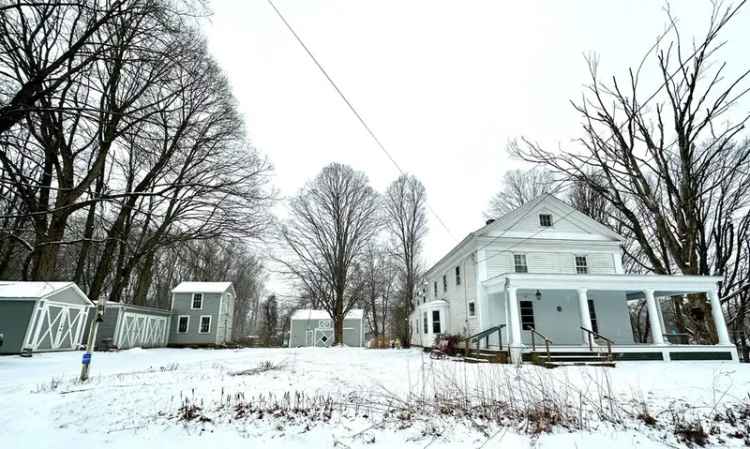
[481,273,737,364]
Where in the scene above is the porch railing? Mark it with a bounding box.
[580,326,614,361]
[463,324,506,354]
[529,327,551,362]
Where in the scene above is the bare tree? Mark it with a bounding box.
[278,163,381,345]
[485,166,555,218]
[512,1,750,344]
[384,174,427,346]
[358,242,398,340]
[258,294,279,346]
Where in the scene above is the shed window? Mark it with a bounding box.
[588,299,598,334]
[423,312,428,333]
[192,293,203,309]
[177,316,189,333]
[576,256,588,274]
[468,301,476,317]
[455,266,461,286]
[514,254,528,273]
[520,300,535,330]
[539,214,553,227]
[432,310,441,334]
[442,275,447,292]
[199,315,211,333]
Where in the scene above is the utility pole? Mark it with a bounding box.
[79,302,105,381]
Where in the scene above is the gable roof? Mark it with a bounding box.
[0,281,92,304]
[424,194,624,277]
[475,194,624,241]
[171,282,234,294]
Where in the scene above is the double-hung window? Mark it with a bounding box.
[514,254,528,273]
[191,293,203,309]
[432,310,441,334]
[588,299,598,334]
[468,301,476,317]
[199,315,211,333]
[575,256,588,274]
[423,312,428,333]
[455,266,461,286]
[520,300,535,330]
[442,275,447,292]
[433,281,438,298]
[177,316,189,333]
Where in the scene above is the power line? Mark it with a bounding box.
[266,0,456,240]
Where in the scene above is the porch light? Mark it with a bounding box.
[535,290,542,301]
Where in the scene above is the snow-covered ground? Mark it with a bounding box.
[1,347,749,448]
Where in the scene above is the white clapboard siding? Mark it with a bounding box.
[526,252,559,273]
[559,254,577,274]
[486,251,513,277]
[589,253,615,274]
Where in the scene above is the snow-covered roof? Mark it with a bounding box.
[171,282,233,294]
[291,309,364,321]
[0,281,89,302]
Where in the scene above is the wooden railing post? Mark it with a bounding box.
[531,328,536,352]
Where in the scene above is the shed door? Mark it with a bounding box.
[314,329,333,347]
[28,301,87,351]
[115,312,169,349]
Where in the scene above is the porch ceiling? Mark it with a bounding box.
[483,273,722,295]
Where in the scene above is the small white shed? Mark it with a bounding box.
[289,309,365,347]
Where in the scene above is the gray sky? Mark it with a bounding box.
[202,1,749,297]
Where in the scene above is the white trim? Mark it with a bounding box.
[190,293,203,310]
[176,315,190,334]
[217,294,224,344]
[198,315,212,334]
[21,299,42,351]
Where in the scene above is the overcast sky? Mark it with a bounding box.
[202,1,749,298]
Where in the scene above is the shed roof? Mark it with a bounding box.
[0,281,91,304]
[171,282,233,294]
[291,309,364,321]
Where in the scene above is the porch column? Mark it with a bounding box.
[577,288,593,344]
[644,289,665,345]
[707,289,731,345]
[506,286,523,365]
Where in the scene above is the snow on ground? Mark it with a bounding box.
[0,347,749,448]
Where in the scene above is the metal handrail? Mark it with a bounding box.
[580,326,613,361]
[463,324,506,354]
[529,327,551,362]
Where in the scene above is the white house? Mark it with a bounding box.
[410,195,737,363]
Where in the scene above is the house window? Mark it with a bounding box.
[520,300,535,330]
[191,293,203,309]
[576,256,588,274]
[433,281,438,297]
[455,266,461,286]
[514,254,528,273]
[539,214,553,227]
[416,319,420,334]
[177,316,189,333]
[432,310,441,334]
[468,301,476,317]
[588,299,598,334]
[199,315,211,333]
[423,312,428,333]
[442,275,447,292]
